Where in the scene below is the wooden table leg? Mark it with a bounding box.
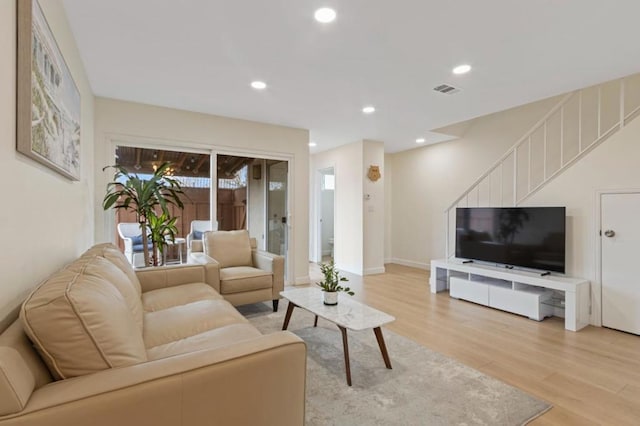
[338,326,352,386]
[282,302,296,330]
[314,315,319,327]
[373,327,392,369]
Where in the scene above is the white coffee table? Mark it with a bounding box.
[279,287,395,386]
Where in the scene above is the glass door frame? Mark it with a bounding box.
[211,148,294,284]
[104,138,295,284]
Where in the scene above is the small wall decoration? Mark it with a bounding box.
[252,164,262,180]
[17,0,81,181]
[367,165,381,182]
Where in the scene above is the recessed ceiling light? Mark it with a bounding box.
[308,142,317,147]
[362,106,376,114]
[416,138,426,143]
[452,64,472,75]
[314,7,336,23]
[250,81,267,89]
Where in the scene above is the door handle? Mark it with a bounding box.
[604,229,615,238]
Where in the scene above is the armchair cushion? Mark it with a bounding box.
[192,230,204,240]
[203,230,252,268]
[129,235,153,253]
[132,243,154,252]
[219,267,273,294]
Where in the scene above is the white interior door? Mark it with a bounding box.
[601,192,640,335]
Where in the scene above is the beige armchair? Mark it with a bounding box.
[190,230,284,311]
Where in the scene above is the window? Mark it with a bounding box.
[322,174,335,190]
[218,164,248,189]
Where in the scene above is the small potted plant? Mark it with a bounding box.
[316,260,354,305]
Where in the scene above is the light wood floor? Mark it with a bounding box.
[307,263,640,425]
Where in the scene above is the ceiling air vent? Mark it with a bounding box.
[433,84,460,95]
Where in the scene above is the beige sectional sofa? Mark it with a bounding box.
[0,243,306,426]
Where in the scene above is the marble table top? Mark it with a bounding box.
[280,287,395,331]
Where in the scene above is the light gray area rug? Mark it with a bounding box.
[239,301,551,426]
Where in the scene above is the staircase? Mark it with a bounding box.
[445,73,640,257]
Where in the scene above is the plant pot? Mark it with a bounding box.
[323,291,338,305]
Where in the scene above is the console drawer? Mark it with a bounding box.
[449,277,489,305]
[489,285,553,320]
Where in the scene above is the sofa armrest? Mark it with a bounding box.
[188,253,221,292]
[135,262,220,293]
[253,250,285,297]
[1,332,306,426]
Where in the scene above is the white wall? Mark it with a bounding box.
[387,77,640,325]
[524,116,640,325]
[94,98,309,284]
[363,140,385,274]
[387,95,562,269]
[311,141,364,274]
[0,0,95,323]
[384,153,393,263]
[311,140,386,275]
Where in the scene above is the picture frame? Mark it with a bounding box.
[17,0,81,181]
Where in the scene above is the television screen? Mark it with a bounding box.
[455,207,566,273]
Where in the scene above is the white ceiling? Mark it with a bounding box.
[62,0,640,153]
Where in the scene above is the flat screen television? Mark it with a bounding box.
[455,207,566,273]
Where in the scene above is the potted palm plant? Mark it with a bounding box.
[102,162,184,267]
[147,210,179,266]
[316,260,354,305]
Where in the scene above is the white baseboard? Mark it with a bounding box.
[385,258,430,270]
[294,275,310,285]
[335,264,363,276]
[364,267,386,275]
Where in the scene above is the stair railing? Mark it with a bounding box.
[445,74,640,258]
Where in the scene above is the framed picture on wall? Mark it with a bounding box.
[17,0,81,181]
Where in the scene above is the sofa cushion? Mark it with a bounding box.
[20,268,147,379]
[142,283,223,312]
[0,347,35,416]
[203,230,252,268]
[146,323,261,361]
[143,299,248,349]
[82,243,142,296]
[66,255,144,332]
[220,267,273,294]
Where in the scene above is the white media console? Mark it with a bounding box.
[429,259,590,331]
